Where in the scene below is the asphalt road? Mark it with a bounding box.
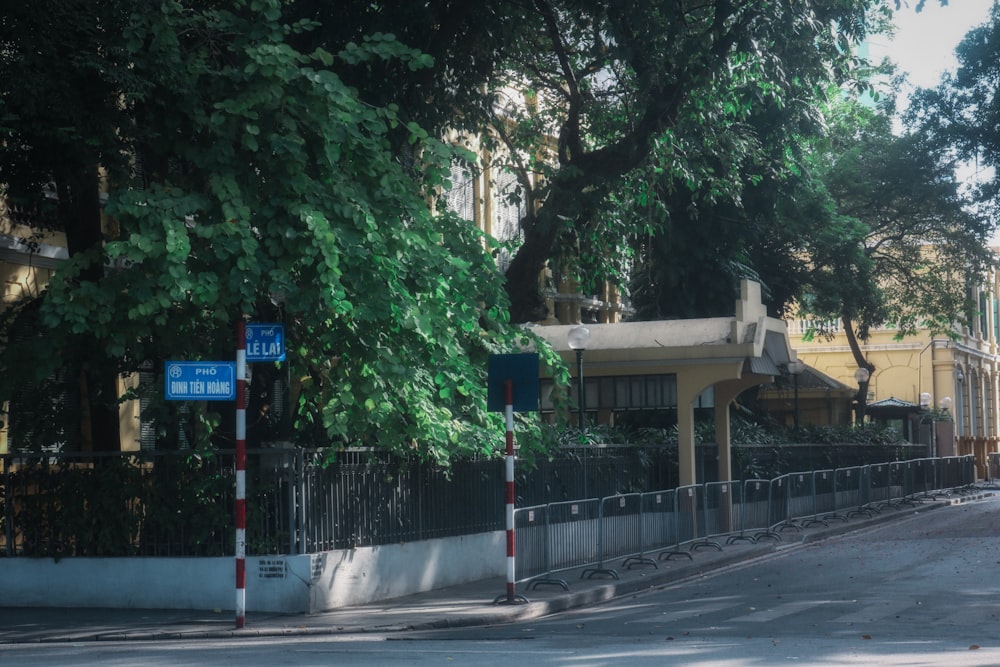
[4,495,1000,665]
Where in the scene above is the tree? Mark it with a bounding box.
[801,96,997,416]
[906,2,1000,218]
[620,40,852,322]
[0,2,135,450]
[0,0,958,457]
[0,2,550,461]
[479,0,891,323]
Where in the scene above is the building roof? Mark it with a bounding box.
[798,365,854,391]
[530,280,795,381]
[867,396,917,409]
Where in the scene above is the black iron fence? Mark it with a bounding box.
[0,443,928,559]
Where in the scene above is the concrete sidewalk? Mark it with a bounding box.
[1,489,993,644]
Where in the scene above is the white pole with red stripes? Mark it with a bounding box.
[495,378,528,605]
[504,380,516,601]
[235,321,248,628]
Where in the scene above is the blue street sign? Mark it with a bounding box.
[165,361,236,401]
[487,353,540,412]
[245,323,286,362]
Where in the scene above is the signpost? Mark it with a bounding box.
[487,353,539,606]
[163,321,285,630]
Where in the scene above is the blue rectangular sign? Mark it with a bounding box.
[245,323,286,362]
[165,361,236,401]
[487,353,540,412]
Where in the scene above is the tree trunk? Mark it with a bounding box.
[57,166,122,452]
[503,131,661,322]
[842,315,875,425]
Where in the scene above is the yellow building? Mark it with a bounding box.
[784,265,1000,469]
[0,204,148,454]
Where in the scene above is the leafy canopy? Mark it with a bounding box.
[0,1,561,461]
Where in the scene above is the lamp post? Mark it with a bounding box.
[919,392,934,456]
[938,396,954,457]
[567,325,591,430]
[787,359,805,430]
[854,366,870,424]
[955,367,964,436]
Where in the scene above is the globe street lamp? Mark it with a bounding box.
[854,366,871,423]
[567,325,591,430]
[938,396,954,457]
[955,367,964,435]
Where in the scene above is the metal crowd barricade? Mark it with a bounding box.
[504,454,983,601]
[516,498,604,590]
[955,455,977,491]
[868,463,892,510]
[652,488,694,561]
[803,469,839,527]
[693,481,740,551]
[737,478,778,543]
[964,455,977,487]
[912,457,941,500]
[783,472,813,531]
[513,504,552,588]
[988,452,1000,483]
[938,457,961,491]
[640,489,687,559]
[833,466,862,519]
[585,493,654,578]
[685,484,723,553]
[671,485,707,553]
[767,475,794,535]
[889,461,917,508]
[847,466,877,518]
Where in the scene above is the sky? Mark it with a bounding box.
[871,0,994,91]
[870,1,997,237]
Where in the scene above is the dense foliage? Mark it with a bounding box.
[0,2,553,460]
[0,0,982,461]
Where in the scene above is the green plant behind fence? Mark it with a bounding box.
[1,421,920,558]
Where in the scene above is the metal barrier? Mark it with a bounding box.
[692,482,739,552]
[888,461,917,508]
[912,457,941,500]
[784,472,814,531]
[868,463,892,511]
[640,489,691,561]
[513,504,551,587]
[585,494,652,579]
[739,479,777,543]
[512,455,981,595]
[803,469,840,527]
[989,452,1000,483]
[835,466,867,519]
[513,498,606,590]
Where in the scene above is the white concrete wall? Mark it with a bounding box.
[0,531,506,613]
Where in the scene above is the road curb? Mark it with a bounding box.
[11,490,995,643]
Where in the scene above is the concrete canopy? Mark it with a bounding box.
[532,280,797,485]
